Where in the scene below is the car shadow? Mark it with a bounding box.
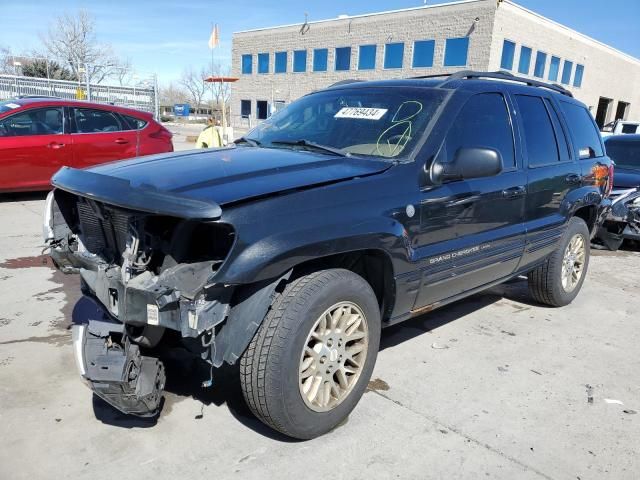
[0,191,49,203]
[91,275,539,440]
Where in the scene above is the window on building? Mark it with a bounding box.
[358,45,376,70]
[533,51,547,78]
[444,37,469,67]
[384,42,404,69]
[441,93,515,168]
[500,40,515,70]
[293,50,307,73]
[561,60,573,85]
[241,54,252,74]
[274,52,287,74]
[313,48,328,72]
[413,40,435,68]
[258,53,269,74]
[559,101,604,158]
[335,47,351,71]
[256,100,268,120]
[515,95,560,166]
[518,46,532,75]
[240,100,251,118]
[573,64,584,88]
[548,56,560,81]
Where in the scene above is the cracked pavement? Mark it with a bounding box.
[0,194,638,480]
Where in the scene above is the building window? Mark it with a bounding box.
[518,46,532,74]
[573,64,584,88]
[548,56,560,81]
[240,100,251,117]
[500,40,515,70]
[258,53,269,74]
[561,60,573,85]
[313,48,328,72]
[241,54,252,74]
[335,47,351,71]
[413,40,435,68]
[293,50,307,72]
[358,45,376,70]
[444,37,469,67]
[384,42,404,69]
[256,100,268,120]
[274,52,287,73]
[533,51,546,78]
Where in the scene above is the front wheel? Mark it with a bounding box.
[528,217,590,307]
[239,269,381,439]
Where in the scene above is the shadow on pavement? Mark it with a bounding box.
[0,191,49,203]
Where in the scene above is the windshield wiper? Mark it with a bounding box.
[234,136,261,147]
[270,139,350,157]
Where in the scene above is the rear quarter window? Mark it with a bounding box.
[122,114,148,130]
[559,101,604,159]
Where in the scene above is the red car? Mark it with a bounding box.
[0,97,173,192]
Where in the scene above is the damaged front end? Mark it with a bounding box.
[45,167,238,416]
[596,187,640,250]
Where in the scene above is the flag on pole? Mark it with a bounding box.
[208,24,220,49]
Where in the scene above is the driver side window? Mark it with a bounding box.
[440,93,515,169]
[0,107,64,137]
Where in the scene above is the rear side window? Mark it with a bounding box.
[559,101,604,158]
[441,92,515,168]
[621,123,639,134]
[604,139,640,169]
[122,114,148,130]
[73,108,122,133]
[515,95,560,167]
[0,107,64,136]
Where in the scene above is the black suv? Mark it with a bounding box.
[44,71,612,439]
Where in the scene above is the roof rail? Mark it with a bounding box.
[328,79,365,88]
[430,70,573,97]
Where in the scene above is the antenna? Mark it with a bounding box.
[300,12,310,35]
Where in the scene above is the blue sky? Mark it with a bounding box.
[2,0,639,86]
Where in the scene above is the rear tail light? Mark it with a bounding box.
[149,126,172,141]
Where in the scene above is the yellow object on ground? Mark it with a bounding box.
[196,125,223,148]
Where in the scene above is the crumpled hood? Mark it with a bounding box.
[88,147,391,205]
[613,167,640,189]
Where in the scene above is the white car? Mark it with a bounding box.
[601,119,640,137]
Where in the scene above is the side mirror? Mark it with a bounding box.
[431,147,503,184]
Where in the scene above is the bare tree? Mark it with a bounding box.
[0,46,13,74]
[207,61,232,109]
[40,10,129,84]
[159,82,189,106]
[179,66,207,109]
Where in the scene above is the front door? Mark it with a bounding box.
[414,91,526,309]
[0,106,72,191]
[69,107,138,168]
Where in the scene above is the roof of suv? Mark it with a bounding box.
[327,70,576,101]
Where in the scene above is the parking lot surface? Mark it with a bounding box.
[0,195,638,480]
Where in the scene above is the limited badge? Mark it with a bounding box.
[406,204,415,218]
[147,304,159,326]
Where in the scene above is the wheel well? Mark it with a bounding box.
[573,205,597,234]
[291,250,395,321]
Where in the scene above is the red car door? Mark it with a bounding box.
[0,106,73,192]
[69,107,138,168]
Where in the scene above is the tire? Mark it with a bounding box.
[239,269,381,439]
[528,217,590,307]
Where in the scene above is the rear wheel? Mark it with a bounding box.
[528,217,590,307]
[239,269,380,439]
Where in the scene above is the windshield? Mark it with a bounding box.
[245,87,447,160]
[605,139,640,170]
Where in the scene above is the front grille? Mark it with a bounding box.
[77,200,131,260]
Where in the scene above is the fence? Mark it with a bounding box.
[0,74,158,118]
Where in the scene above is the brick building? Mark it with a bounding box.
[230,0,640,128]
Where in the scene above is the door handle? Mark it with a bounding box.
[47,142,65,149]
[114,138,129,144]
[565,174,582,184]
[501,186,526,199]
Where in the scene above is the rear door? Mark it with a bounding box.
[0,106,72,191]
[414,91,526,308]
[514,94,580,268]
[69,107,138,168]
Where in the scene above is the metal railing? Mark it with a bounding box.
[0,74,158,118]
